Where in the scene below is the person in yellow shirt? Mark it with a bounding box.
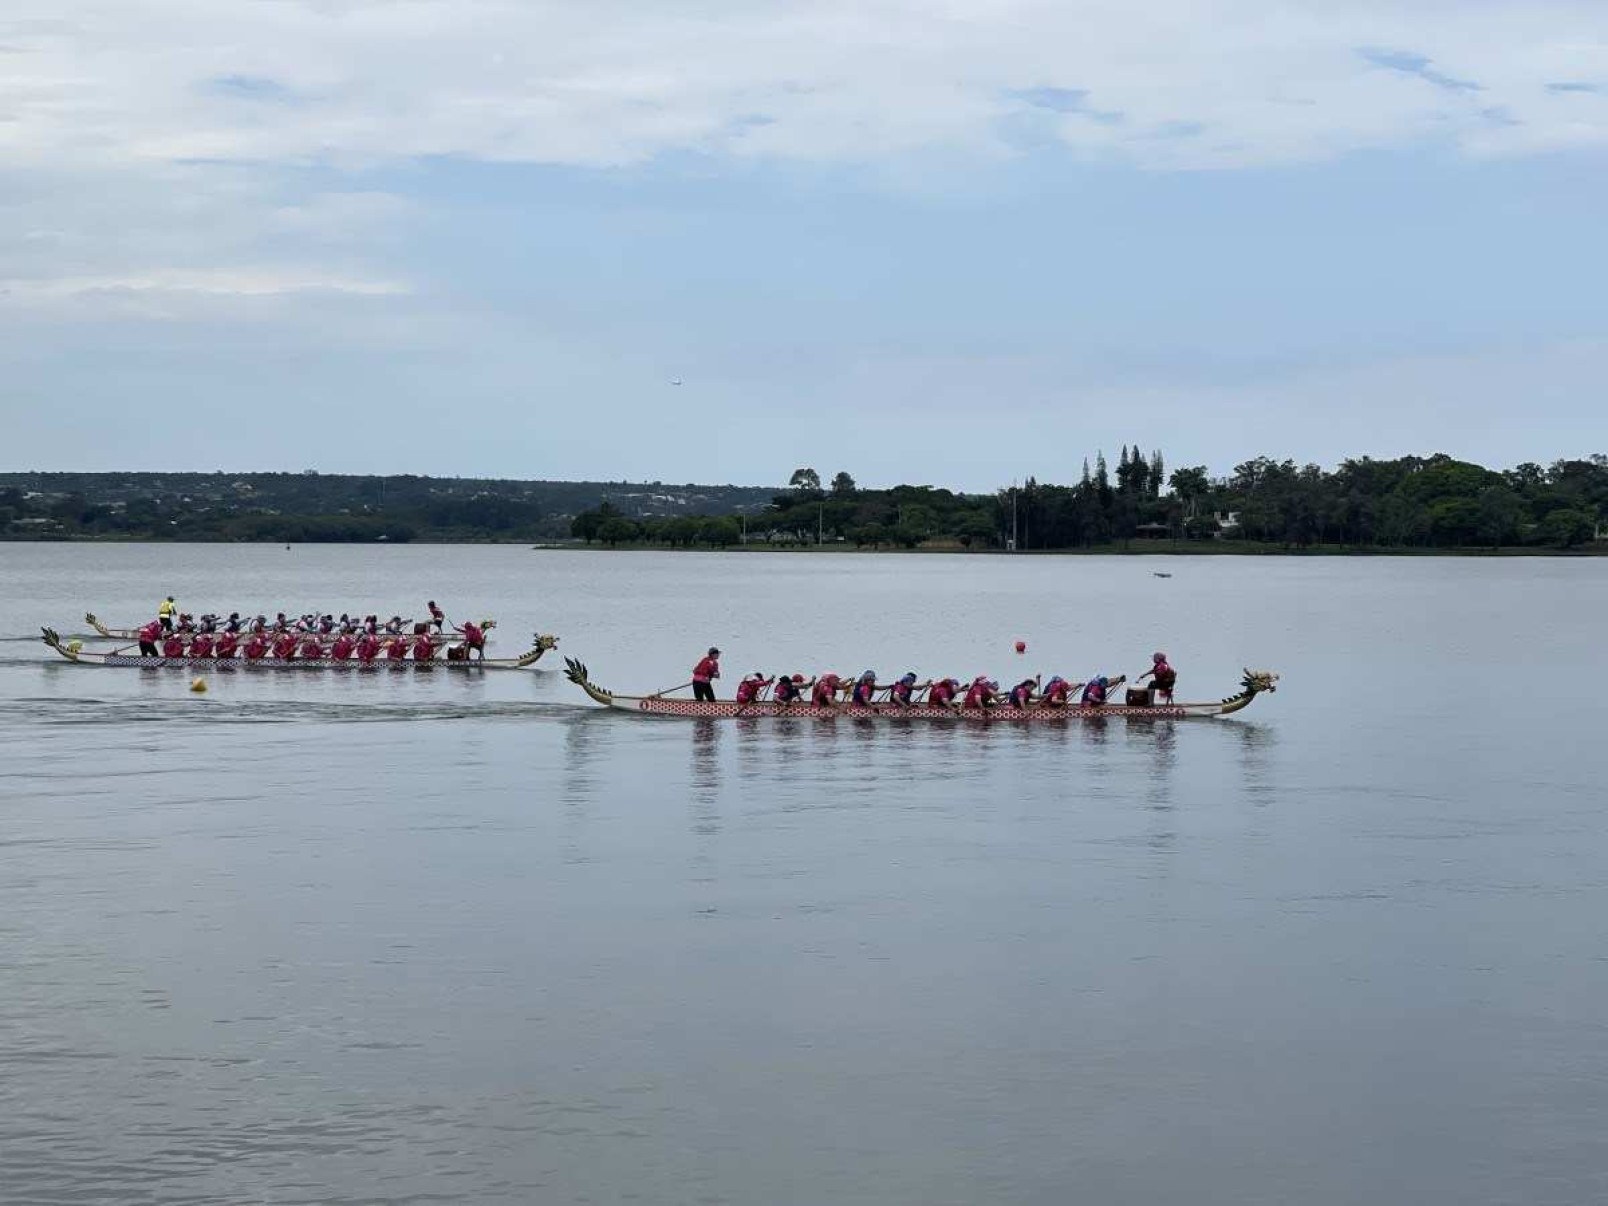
[158,596,177,633]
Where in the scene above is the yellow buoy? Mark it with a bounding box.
[190,677,208,693]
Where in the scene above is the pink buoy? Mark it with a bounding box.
[1014,640,1027,654]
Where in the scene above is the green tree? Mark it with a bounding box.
[788,468,821,493]
[831,471,856,496]
[1168,466,1210,516]
[1541,508,1595,548]
[1429,497,1481,546]
[1475,485,1522,549]
[598,516,640,547]
[697,516,742,546]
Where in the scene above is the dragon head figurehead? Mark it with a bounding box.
[1241,669,1279,695]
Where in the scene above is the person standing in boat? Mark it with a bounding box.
[137,619,162,657]
[427,601,446,633]
[1136,652,1176,703]
[691,647,721,701]
[158,596,177,633]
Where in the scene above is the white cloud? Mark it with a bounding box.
[0,0,1604,174]
[0,2,1603,330]
[0,270,407,300]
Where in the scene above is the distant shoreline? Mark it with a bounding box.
[7,535,1601,557]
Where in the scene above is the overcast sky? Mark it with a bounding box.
[2,1,1606,490]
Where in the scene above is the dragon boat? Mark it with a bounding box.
[42,627,558,671]
[81,612,469,642]
[564,659,1279,720]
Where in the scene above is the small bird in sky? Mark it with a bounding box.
[670,378,683,386]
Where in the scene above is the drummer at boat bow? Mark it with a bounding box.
[1137,652,1177,703]
[692,647,721,702]
[456,619,490,661]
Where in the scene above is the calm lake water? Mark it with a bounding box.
[1,543,1605,1205]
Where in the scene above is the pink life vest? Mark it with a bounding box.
[1009,681,1035,707]
[189,634,215,658]
[851,679,876,705]
[330,635,356,660]
[928,679,958,705]
[811,674,841,706]
[964,679,995,709]
[356,636,381,662]
[243,635,269,659]
[299,636,324,659]
[272,634,297,659]
[735,677,767,704]
[161,635,185,658]
[214,633,239,658]
[139,620,162,643]
[413,636,435,661]
[461,622,484,649]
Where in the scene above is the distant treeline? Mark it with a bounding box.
[0,471,774,543]
[4,453,1606,550]
[570,454,1608,551]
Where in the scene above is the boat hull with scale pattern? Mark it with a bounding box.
[564,659,1278,720]
[41,627,558,671]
